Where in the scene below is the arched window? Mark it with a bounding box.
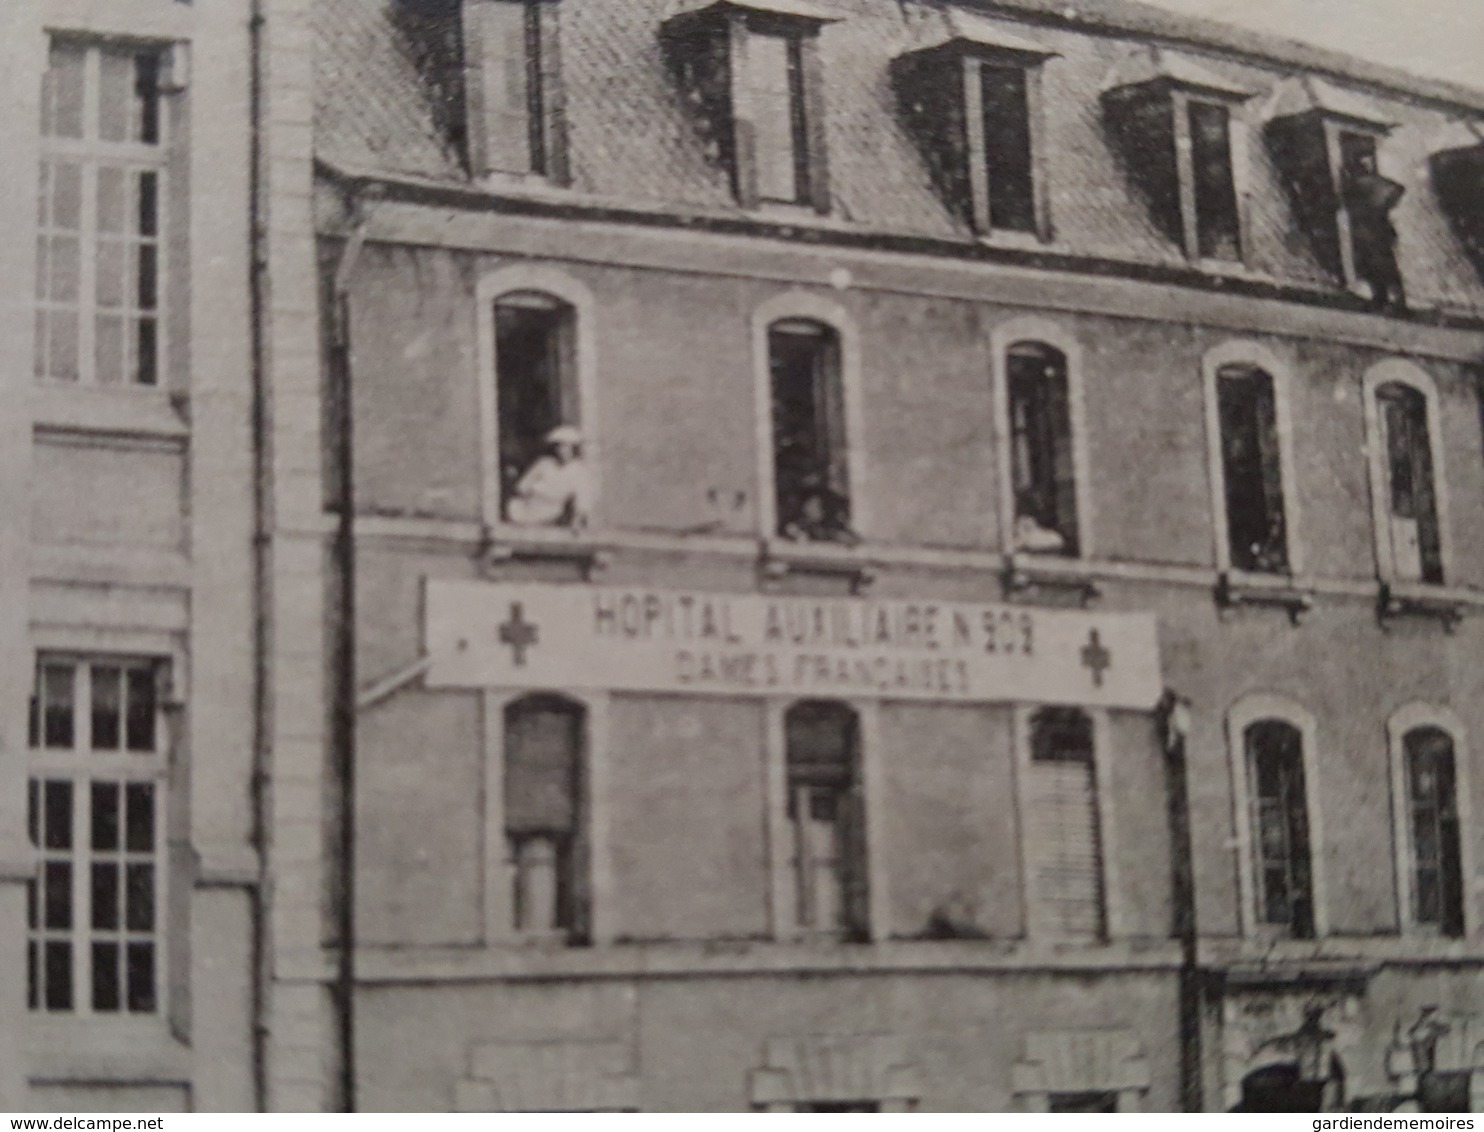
[770,320,852,543]
[1403,726,1464,937]
[784,700,867,935]
[1246,719,1314,938]
[493,291,580,521]
[1374,381,1442,584]
[1023,707,1104,940]
[1007,342,1077,556]
[504,694,586,942]
[1216,364,1288,573]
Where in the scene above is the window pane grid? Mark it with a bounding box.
[26,655,166,1016]
[37,41,166,387]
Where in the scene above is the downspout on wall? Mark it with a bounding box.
[327,186,379,1114]
[246,0,270,1112]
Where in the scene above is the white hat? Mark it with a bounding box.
[545,424,583,446]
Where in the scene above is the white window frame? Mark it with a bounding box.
[763,697,886,942]
[36,37,172,388]
[1011,705,1122,943]
[474,265,600,531]
[480,687,610,945]
[1362,359,1453,586]
[1386,703,1475,939]
[1201,341,1305,575]
[26,651,171,1020]
[989,317,1092,559]
[752,292,867,541]
[1226,693,1328,939]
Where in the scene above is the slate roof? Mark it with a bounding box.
[312,0,1484,312]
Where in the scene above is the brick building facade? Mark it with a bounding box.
[6,0,1484,1113]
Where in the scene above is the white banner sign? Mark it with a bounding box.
[423,581,1163,709]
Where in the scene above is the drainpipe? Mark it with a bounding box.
[1160,690,1202,1113]
[246,0,269,1111]
[328,184,379,1114]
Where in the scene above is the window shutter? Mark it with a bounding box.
[466,0,536,176]
[728,18,762,208]
[535,1,569,184]
[813,332,850,511]
[840,779,870,937]
[799,35,830,213]
[1046,367,1078,553]
[1024,756,1104,940]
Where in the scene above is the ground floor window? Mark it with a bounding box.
[27,655,166,1015]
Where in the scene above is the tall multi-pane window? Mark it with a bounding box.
[1189,100,1241,261]
[37,41,167,386]
[980,64,1036,234]
[1007,342,1077,555]
[1375,382,1442,584]
[1023,708,1104,941]
[27,657,164,1014]
[1404,727,1464,937]
[784,701,867,937]
[738,31,809,205]
[1217,364,1288,573]
[504,694,585,942]
[1246,720,1314,939]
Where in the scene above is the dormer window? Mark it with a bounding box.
[1430,123,1484,279]
[893,13,1053,239]
[1102,50,1252,264]
[662,0,837,212]
[1265,78,1403,308]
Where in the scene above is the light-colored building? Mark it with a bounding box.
[0,0,261,1113]
[9,0,1484,1113]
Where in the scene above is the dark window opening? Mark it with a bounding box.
[771,320,853,543]
[1340,131,1405,309]
[1050,1092,1118,1113]
[785,701,867,937]
[1405,727,1464,937]
[1419,1071,1472,1113]
[1377,382,1442,584]
[1189,101,1241,261]
[796,1102,881,1113]
[1247,720,1314,938]
[1008,342,1077,555]
[504,695,585,941]
[1238,1065,1325,1113]
[494,293,579,519]
[1217,365,1287,573]
[981,64,1035,234]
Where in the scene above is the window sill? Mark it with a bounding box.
[26,1016,189,1083]
[1378,580,1470,632]
[1003,553,1101,606]
[31,383,188,441]
[760,538,874,592]
[479,523,610,578]
[1216,570,1315,623]
[976,228,1051,252]
[355,938,1183,984]
[1201,934,1484,972]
